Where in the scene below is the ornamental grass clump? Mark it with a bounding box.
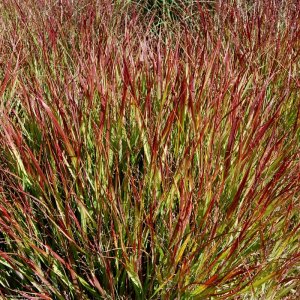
[0,0,299,299]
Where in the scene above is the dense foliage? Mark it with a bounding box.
[0,0,299,299]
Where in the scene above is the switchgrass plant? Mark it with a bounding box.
[0,0,299,299]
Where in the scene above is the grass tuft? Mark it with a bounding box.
[0,1,299,299]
